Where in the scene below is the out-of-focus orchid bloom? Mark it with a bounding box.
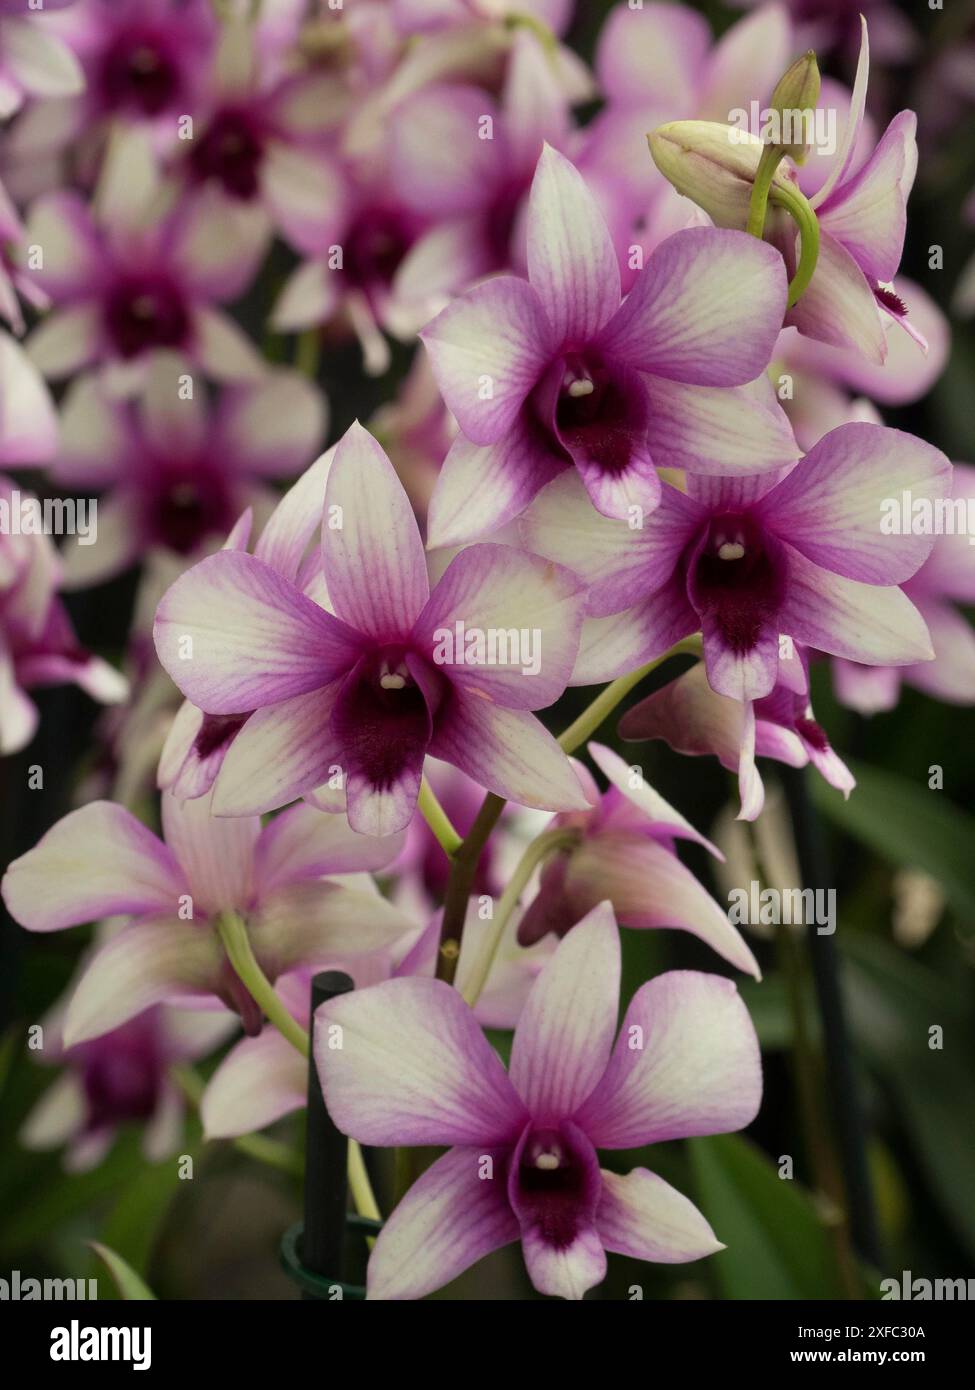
[1,792,411,1043]
[0,329,57,464]
[833,464,975,712]
[22,990,231,1172]
[0,474,126,754]
[23,130,267,386]
[369,351,456,529]
[391,0,574,38]
[154,422,590,835]
[51,351,326,588]
[515,741,759,977]
[421,144,794,547]
[0,176,49,333]
[620,654,854,821]
[315,902,762,1300]
[521,421,950,700]
[0,0,84,120]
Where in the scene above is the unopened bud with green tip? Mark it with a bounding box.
[647,121,797,230]
[766,50,821,164]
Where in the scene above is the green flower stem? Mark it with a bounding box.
[434,634,703,988]
[768,181,821,308]
[214,913,381,1224]
[461,827,579,1009]
[295,327,321,380]
[557,634,702,755]
[417,776,463,857]
[216,911,310,1058]
[746,146,786,239]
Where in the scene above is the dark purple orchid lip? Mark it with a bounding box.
[104,275,192,359]
[144,470,236,555]
[531,350,651,483]
[189,106,267,201]
[508,1119,602,1254]
[78,1015,164,1131]
[330,645,444,795]
[687,512,787,656]
[98,25,184,117]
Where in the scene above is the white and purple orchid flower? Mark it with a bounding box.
[153,422,591,835]
[515,740,760,977]
[0,0,83,120]
[315,901,762,1300]
[23,130,266,386]
[421,143,796,547]
[521,420,950,702]
[52,351,326,587]
[1,791,411,1043]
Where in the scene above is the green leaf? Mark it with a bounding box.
[89,1242,156,1300]
[812,760,975,919]
[688,1133,855,1299]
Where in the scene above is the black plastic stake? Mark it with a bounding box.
[302,970,354,1294]
[782,765,881,1267]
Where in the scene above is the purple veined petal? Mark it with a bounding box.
[2,802,187,933]
[249,881,414,980]
[26,302,103,379]
[160,791,259,919]
[526,144,621,347]
[597,228,788,386]
[23,190,104,300]
[0,330,58,466]
[619,663,751,796]
[62,918,223,1048]
[315,976,527,1147]
[817,110,915,284]
[913,463,975,602]
[575,971,762,1149]
[798,724,857,800]
[191,306,267,382]
[154,550,363,715]
[701,613,780,702]
[509,1118,606,1300]
[428,692,591,812]
[211,682,347,817]
[695,3,792,123]
[519,471,701,619]
[811,14,870,211]
[595,2,710,108]
[270,256,342,333]
[260,142,348,259]
[565,834,760,978]
[254,446,334,582]
[253,801,404,895]
[509,901,620,1121]
[502,26,571,174]
[201,1027,305,1139]
[684,468,789,510]
[759,422,951,584]
[900,598,975,704]
[212,368,327,480]
[366,1145,520,1301]
[832,657,901,714]
[785,230,887,365]
[778,542,935,666]
[596,1167,723,1263]
[323,422,429,640]
[426,419,566,550]
[645,376,800,477]
[587,741,722,857]
[420,275,555,446]
[414,542,584,709]
[390,83,505,217]
[570,584,699,686]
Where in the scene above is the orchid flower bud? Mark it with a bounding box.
[647,120,797,230]
[766,50,821,164]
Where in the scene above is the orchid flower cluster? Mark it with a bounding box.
[0,1,968,1302]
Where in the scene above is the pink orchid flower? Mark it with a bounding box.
[1,791,411,1044]
[23,131,266,385]
[521,420,950,702]
[51,351,326,588]
[315,901,762,1300]
[620,652,854,822]
[22,992,231,1172]
[0,474,127,754]
[516,741,760,977]
[0,331,58,466]
[420,143,795,548]
[153,422,590,835]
